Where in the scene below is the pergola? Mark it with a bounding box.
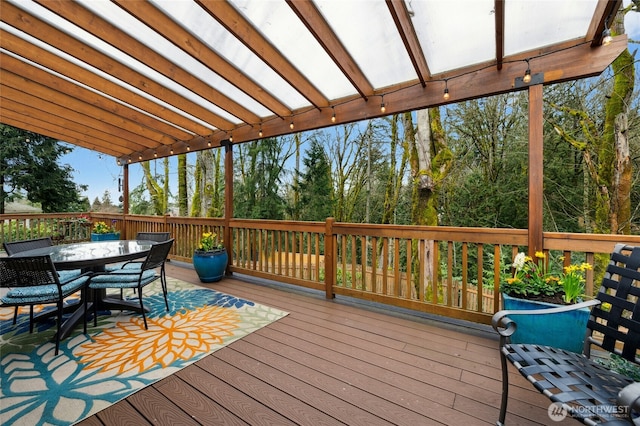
[0,0,628,252]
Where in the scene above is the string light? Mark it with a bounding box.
[229,133,233,142]
[380,95,386,113]
[331,107,336,123]
[154,151,157,158]
[117,159,122,165]
[258,125,263,138]
[523,59,532,83]
[289,120,294,130]
[186,145,190,151]
[138,154,142,160]
[602,27,612,45]
[127,157,132,163]
[207,141,211,147]
[170,147,174,155]
[443,80,450,100]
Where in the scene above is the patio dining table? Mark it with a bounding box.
[10,240,154,339]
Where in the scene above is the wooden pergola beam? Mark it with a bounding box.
[0,28,211,137]
[386,0,431,86]
[125,35,627,163]
[35,0,262,126]
[196,0,329,109]
[1,68,175,147]
[288,0,374,98]
[0,112,124,157]
[0,95,145,155]
[1,1,231,133]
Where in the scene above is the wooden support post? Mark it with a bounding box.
[528,84,544,257]
[325,217,335,299]
[224,140,233,275]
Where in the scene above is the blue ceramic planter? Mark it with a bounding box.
[193,250,228,283]
[91,233,120,241]
[502,293,590,353]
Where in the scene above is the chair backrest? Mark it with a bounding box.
[0,255,59,289]
[586,244,640,364]
[3,237,53,256]
[142,239,174,272]
[136,232,171,242]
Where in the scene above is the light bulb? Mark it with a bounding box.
[602,28,612,45]
[187,145,190,151]
[523,69,531,83]
[229,134,233,142]
[380,103,386,113]
[331,113,336,123]
[290,121,294,130]
[154,152,157,158]
[443,88,450,100]
[259,128,263,138]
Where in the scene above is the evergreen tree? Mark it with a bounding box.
[0,125,87,213]
[297,139,334,221]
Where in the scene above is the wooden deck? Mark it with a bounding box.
[77,262,574,426]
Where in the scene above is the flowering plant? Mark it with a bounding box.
[197,232,224,252]
[92,220,118,234]
[503,251,592,304]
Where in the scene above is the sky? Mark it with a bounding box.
[61,6,640,205]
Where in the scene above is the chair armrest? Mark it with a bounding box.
[618,381,640,423]
[491,299,601,338]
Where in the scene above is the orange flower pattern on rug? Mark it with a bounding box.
[77,305,240,374]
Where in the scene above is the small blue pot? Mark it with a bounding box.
[193,250,228,283]
[91,233,120,241]
[502,293,590,353]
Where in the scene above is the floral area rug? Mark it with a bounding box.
[0,277,288,425]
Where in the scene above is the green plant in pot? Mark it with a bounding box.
[501,251,593,353]
[193,231,228,283]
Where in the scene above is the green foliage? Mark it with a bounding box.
[596,354,640,381]
[1,125,87,213]
[234,138,291,220]
[296,139,334,221]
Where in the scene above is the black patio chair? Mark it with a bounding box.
[492,244,640,425]
[88,239,174,329]
[0,255,90,355]
[106,232,171,298]
[3,237,54,256]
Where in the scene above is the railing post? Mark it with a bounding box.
[325,217,335,299]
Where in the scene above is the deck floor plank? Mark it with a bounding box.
[80,264,574,425]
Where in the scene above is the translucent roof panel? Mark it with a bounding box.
[315,0,417,90]
[412,0,496,75]
[504,0,599,56]
[151,0,308,113]
[232,0,357,101]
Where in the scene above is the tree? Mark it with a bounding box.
[297,139,334,221]
[0,125,87,213]
[235,138,293,220]
[177,154,188,216]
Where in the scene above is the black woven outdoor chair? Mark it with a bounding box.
[0,255,90,355]
[3,237,54,324]
[88,239,174,328]
[492,244,640,425]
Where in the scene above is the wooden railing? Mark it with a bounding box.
[4,212,640,324]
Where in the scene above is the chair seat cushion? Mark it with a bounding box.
[2,276,89,304]
[58,269,84,282]
[105,262,142,272]
[89,270,158,289]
